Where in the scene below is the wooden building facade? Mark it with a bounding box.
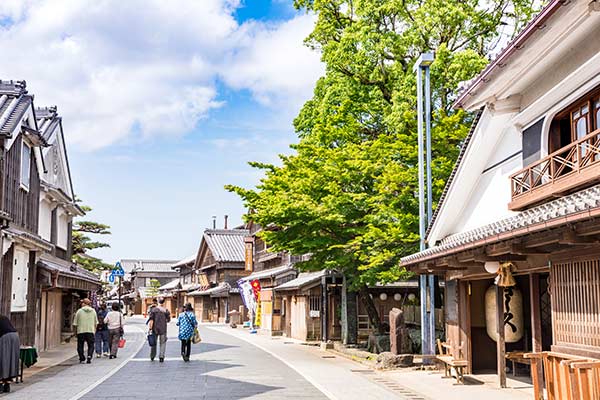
[0,81,100,349]
[187,228,250,323]
[402,2,600,396]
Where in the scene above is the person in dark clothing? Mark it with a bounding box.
[95,302,109,358]
[148,298,170,362]
[0,315,20,393]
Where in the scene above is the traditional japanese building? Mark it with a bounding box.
[120,259,178,314]
[35,106,99,350]
[0,81,100,349]
[188,228,250,322]
[237,222,297,335]
[401,1,600,396]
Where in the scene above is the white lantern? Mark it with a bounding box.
[379,293,388,301]
[394,293,402,301]
[408,293,416,302]
[484,261,500,274]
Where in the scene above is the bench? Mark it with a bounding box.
[436,339,468,384]
[506,351,531,376]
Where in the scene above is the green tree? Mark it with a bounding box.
[228,0,540,334]
[72,203,112,273]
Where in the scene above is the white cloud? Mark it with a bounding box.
[0,0,322,150]
[220,15,323,108]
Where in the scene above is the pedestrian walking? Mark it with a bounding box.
[148,298,170,362]
[73,298,98,364]
[177,303,197,362]
[95,302,109,358]
[104,303,124,359]
[0,315,19,393]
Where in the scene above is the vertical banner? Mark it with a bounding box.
[244,237,254,272]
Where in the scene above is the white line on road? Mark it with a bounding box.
[67,324,146,400]
[206,326,338,400]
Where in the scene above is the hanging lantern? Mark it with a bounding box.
[484,261,500,274]
[408,293,416,302]
[495,262,516,287]
[393,293,402,301]
[485,285,524,343]
[379,293,388,301]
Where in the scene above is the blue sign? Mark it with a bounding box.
[108,274,115,283]
[112,261,125,277]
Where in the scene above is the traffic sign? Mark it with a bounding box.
[108,273,115,283]
[112,261,125,277]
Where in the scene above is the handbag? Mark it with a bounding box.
[185,312,201,344]
[147,333,157,347]
[118,338,126,348]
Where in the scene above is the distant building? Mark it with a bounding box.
[119,259,178,314]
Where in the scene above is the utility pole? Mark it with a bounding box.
[414,52,435,360]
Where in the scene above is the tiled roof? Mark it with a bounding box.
[402,183,600,265]
[188,282,230,297]
[453,0,562,108]
[172,255,195,268]
[426,109,483,238]
[0,80,34,137]
[239,264,295,282]
[274,270,328,291]
[38,254,101,285]
[35,106,61,142]
[120,259,178,273]
[158,278,181,291]
[204,229,249,263]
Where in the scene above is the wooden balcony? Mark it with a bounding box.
[510,128,600,210]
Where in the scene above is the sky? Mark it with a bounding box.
[0,0,324,264]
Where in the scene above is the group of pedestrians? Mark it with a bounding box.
[146,298,199,362]
[72,298,124,364]
[0,297,199,394]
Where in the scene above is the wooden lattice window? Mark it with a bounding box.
[552,260,600,350]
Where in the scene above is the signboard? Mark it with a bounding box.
[309,310,320,318]
[108,274,115,283]
[112,261,125,277]
[244,240,253,272]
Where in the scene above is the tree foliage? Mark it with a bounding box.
[227,0,541,333]
[72,203,112,273]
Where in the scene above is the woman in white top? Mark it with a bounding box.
[104,303,124,359]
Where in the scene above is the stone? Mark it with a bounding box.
[367,333,390,354]
[389,308,411,355]
[375,352,414,369]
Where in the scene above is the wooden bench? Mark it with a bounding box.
[436,339,468,384]
[505,351,531,376]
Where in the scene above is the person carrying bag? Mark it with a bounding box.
[177,303,198,362]
[104,303,124,359]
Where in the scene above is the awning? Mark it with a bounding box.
[274,270,328,291]
[159,278,181,291]
[176,283,201,292]
[238,264,295,283]
[188,282,231,297]
[401,183,600,268]
[37,255,101,290]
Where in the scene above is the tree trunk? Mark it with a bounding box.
[358,286,384,335]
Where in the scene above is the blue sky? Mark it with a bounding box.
[0,0,323,263]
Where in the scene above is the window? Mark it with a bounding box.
[20,142,31,190]
[11,249,29,312]
[549,87,600,155]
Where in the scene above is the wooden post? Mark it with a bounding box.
[530,273,544,399]
[321,275,328,342]
[496,285,507,388]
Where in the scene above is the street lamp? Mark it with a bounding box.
[414,52,435,359]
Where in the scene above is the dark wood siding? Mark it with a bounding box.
[3,134,40,234]
[0,244,13,316]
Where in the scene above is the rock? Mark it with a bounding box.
[389,308,411,355]
[375,352,414,369]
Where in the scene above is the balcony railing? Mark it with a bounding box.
[510,128,600,210]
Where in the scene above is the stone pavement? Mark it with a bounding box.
[81,320,328,400]
[206,325,413,400]
[4,317,147,400]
